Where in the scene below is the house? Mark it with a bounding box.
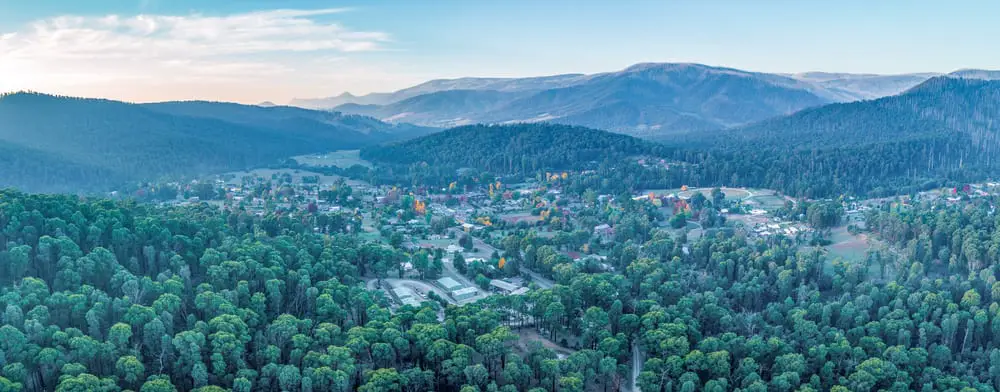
[452,287,479,301]
[391,287,422,307]
[436,277,464,292]
[593,224,615,242]
[489,279,521,294]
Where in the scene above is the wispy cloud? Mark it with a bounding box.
[3,8,387,58]
[0,8,407,103]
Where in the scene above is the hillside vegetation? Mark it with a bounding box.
[660,77,1000,197]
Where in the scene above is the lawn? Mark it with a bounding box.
[645,187,753,201]
[815,226,874,274]
[746,194,787,210]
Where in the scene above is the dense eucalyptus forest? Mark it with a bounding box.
[4,185,1000,392]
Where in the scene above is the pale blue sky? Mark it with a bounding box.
[1,0,997,103]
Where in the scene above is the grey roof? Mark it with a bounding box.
[489,279,519,292]
[452,287,478,296]
[436,277,463,291]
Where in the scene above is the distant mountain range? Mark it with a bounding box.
[5,63,1000,196]
[364,76,1000,198]
[785,72,943,100]
[292,63,998,136]
[289,74,590,109]
[0,93,434,193]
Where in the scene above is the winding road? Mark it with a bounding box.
[630,342,644,392]
[522,268,555,289]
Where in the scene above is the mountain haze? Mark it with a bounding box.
[787,72,939,100]
[322,63,844,136]
[289,74,589,109]
[949,69,1000,80]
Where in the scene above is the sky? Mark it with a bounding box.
[1,0,998,104]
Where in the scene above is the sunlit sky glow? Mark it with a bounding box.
[1,0,998,104]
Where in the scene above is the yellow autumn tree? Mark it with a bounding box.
[498,257,506,269]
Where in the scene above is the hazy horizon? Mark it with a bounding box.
[2,0,999,104]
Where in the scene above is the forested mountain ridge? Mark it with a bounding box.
[689,76,1000,149]
[334,63,838,136]
[360,123,664,180]
[142,100,434,142]
[654,76,1000,197]
[352,77,1000,199]
[0,93,432,193]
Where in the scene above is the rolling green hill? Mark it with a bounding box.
[360,123,666,186]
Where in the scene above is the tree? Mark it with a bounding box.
[460,235,474,251]
[454,252,467,274]
[55,374,118,392]
[107,323,133,352]
[116,356,145,388]
[359,368,403,392]
[140,376,178,392]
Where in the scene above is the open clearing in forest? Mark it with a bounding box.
[811,226,875,275]
[745,194,787,210]
[678,187,752,200]
[826,227,870,263]
[292,149,372,168]
[513,329,576,359]
[644,187,754,201]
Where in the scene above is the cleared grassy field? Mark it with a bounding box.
[678,187,752,200]
[812,226,878,276]
[826,228,869,263]
[644,187,754,200]
[293,150,372,168]
[746,194,787,210]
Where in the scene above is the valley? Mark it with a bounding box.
[4,64,1000,392]
[4,3,1000,391]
